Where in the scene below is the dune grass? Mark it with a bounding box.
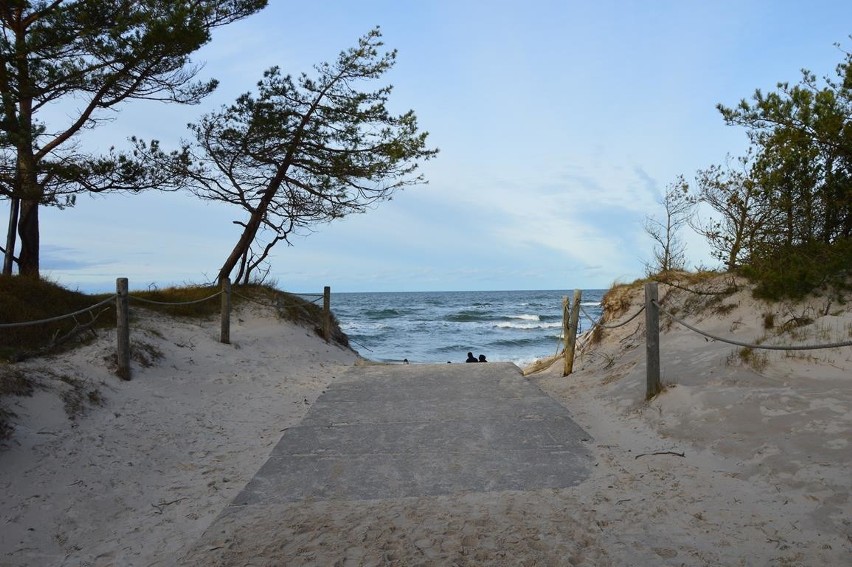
[0,276,349,439]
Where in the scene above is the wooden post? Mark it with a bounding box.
[220,277,231,344]
[322,286,331,342]
[644,281,661,399]
[562,295,570,375]
[116,278,131,380]
[564,289,582,376]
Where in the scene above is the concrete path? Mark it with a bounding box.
[233,362,592,504]
[184,362,594,564]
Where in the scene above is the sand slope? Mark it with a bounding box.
[533,275,851,565]
[1,302,356,566]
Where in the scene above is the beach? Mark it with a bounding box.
[1,277,850,565]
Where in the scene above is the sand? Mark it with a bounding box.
[1,302,356,566]
[1,276,850,565]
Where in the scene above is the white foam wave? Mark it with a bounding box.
[495,321,562,330]
[510,314,540,321]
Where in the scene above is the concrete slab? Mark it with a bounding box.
[229,362,592,505]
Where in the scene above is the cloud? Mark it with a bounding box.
[41,245,112,271]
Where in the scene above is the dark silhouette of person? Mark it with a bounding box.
[478,354,487,362]
[466,352,478,363]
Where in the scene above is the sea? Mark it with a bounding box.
[329,289,606,368]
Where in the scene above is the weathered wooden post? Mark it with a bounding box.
[564,289,582,376]
[116,277,131,380]
[562,295,570,375]
[220,277,231,344]
[644,281,661,399]
[322,286,331,342]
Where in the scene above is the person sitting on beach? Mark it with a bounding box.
[466,352,478,363]
[478,354,487,362]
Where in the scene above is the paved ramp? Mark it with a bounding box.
[232,362,592,504]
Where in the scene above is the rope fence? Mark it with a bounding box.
[2,278,334,380]
[578,303,646,330]
[559,282,852,400]
[655,301,852,351]
[655,278,739,296]
[129,291,222,306]
[231,290,278,309]
[295,293,325,305]
[0,295,117,329]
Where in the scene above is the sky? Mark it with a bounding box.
[27,0,852,293]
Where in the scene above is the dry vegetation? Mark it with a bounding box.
[0,276,348,440]
[585,270,852,377]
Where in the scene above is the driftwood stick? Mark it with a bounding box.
[634,450,686,460]
[151,497,189,514]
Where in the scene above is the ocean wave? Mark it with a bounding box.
[493,321,562,330]
[362,308,414,319]
[339,320,394,333]
[445,311,494,323]
[333,289,600,366]
[485,336,548,348]
[512,355,552,368]
[432,344,485,355]
[509,314,540,321]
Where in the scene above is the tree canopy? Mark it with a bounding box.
[177,28,438,284]
[718,49,852,249]
[0,0,267,276]
[699,43,852,296]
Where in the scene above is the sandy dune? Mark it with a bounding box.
[1,277,850,565]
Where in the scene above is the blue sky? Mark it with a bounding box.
[33,0,852,292]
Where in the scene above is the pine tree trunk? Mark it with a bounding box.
[16,197,39,277]
[3,197,19,275]
[218,210,264,284]
[217,159,294,284]
[15,144,41,278]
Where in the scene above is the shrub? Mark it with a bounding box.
[741,238,852,300]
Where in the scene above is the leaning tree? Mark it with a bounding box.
[691,154,771,271]
[179,28,438,285]
[0,0,267,277]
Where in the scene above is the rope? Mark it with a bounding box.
[348,337,374,352]
[232,290,325,310]
[577,304,600,327]
[579,303,646,330]
[0,295,117,328]
[655,300,852,351]
[231,290,278,309]
[288,294,323,306]
[656,279,738,296]
[129,290,222,306]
